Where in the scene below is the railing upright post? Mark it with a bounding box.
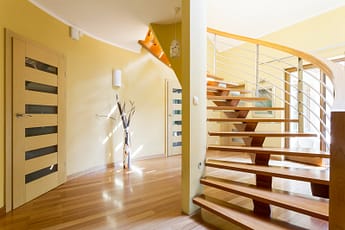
[255,44,259,96]
[320,72,327,152]
[284,72,291,148]
[298,58,304,133]
[213,34,217,75]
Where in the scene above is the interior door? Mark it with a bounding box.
[167,80,182,156]
[12,36,66,209]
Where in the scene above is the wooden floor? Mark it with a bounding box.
[0,156,215,230]
[0,152,328,230]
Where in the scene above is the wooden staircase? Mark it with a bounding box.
[193,74,330,229]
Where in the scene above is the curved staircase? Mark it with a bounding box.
[193,73,331,229]
[140,25,343,229]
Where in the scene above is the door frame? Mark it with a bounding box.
[5,29,66,212]
[5,29,14,212]
[166,79,182,156]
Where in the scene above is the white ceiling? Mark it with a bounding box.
[29,0,345,53]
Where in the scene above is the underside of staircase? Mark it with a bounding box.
[193,74,330,229]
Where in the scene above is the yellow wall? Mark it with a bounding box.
[262,5,345,58]
[0,0,175,209]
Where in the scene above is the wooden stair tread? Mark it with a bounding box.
[208,131,317,138]
[207,79,245,88]
[193,196,300,230]
[207,118,299,123]
[207,95,269,101]
[207,86,250,93]
[207,106,284,111]
[207,73,224,81]
[138,33,171,67]
[201,177,329,220]
[207,145,330,158]
[206,159,329,185]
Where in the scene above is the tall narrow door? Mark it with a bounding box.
[12,36,66,209]
[167,80,182,156]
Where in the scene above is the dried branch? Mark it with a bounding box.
[116,94,135,129]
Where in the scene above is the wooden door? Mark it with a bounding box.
[12,36,66,209]
[167,80,182,156]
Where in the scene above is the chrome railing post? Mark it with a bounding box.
[298,57,304,133]
[213,34,217,75]
[255,44,260,96]
[320,71,327,151]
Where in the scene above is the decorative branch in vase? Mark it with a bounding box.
[116,94,135,169]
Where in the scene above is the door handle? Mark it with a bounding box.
[15,113,32,118]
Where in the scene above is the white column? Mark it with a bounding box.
[181,0,207,214]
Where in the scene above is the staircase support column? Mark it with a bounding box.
[330,111,345,229]
[181,0,207,215]
[252,137,272,216]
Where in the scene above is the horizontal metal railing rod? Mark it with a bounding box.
[215,59,333,116]
[215,46,334,97]
[210,65,331,144]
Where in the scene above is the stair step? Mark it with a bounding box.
[201,177,328,220]
[207,145,330,158]
[207,118,299,123]
[208,131,317,138]
[207,79,245,88]
[206,159,329,185]
[207,106,284,111]
[207,86,250,93]
[193,195,301,230]
[207,95,269,101]
[207,73,224,81]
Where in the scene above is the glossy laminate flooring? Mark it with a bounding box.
[0,156,215,230]
[0,152,328,230]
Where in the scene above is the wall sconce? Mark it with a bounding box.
[70,26,81,40]
[112,69,122,87]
